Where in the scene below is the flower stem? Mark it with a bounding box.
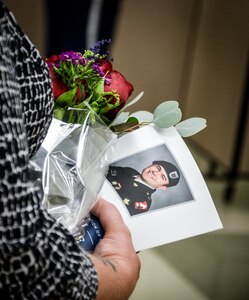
[117,121,151,134]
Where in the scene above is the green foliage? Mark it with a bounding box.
[129,111,154,123]
[111,91,144,124]
[53,107,66,121]
[110,117,139,133]
[55,87,77,107]
[54,61,101,92]
[175,117,207,137]
[153,101,182,128]
[109,99,207,137]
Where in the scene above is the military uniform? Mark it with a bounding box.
[106,166,156,216]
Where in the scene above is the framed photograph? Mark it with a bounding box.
[100,125,223,251]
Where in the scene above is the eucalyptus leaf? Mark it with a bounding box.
[113,91,144,118]
[129,110,154,123]
[111,111,130,126]
[175,117,207,137]
[153,100,182,128]
[109,91,144,126]
[122,91,144,109]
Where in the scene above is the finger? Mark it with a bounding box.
[91,198,127,233]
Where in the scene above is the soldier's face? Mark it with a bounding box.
[141,164,169,189]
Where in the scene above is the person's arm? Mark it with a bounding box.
[0,4,98,298]
[90,199,141,300]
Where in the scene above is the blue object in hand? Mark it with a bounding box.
[78,214,105,251]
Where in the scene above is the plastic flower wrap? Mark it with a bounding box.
[30,108,116,243]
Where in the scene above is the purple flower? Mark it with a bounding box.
[60,51,86,65]
[90,39,111,56]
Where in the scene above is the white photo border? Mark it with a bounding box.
[100,125,223,251]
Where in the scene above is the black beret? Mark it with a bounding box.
[152,161,180,187]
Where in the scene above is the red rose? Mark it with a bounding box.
[75,81,86,103]
[103,70,134,121]
[49,67,67,101]
[46,54,61,66]
[98,60,113,74]
[104,70,133,103]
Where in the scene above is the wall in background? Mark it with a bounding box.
[112,0,195,113]
[182,0,249,172]
[4,0,45,54]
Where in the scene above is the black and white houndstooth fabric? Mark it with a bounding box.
[0,2,97,299]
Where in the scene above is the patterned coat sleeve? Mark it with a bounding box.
[0,2,98,299]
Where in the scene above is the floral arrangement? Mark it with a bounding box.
[46,39,207,136]
[46,39,134,125]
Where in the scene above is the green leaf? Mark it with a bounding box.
[129,110,153,123]
[53,107,65,121]
[111,112,130,126]
[74,93,93,108]
[56,87,77,106]
[127,116,139,123]
[112,91,144,119]
[121,91,144,110]
[110,118,139,133]
[175,117,207,137]
[153,100,182,128]
[99,101,120,114]
[93,79,104,97]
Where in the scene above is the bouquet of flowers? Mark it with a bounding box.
[46,39,134,126]
[32,40,207,250]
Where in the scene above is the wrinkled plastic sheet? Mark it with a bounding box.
[30,109,117,234]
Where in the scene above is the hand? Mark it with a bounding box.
[89,198,140,300]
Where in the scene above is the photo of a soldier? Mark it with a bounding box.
[107,160,180,216]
